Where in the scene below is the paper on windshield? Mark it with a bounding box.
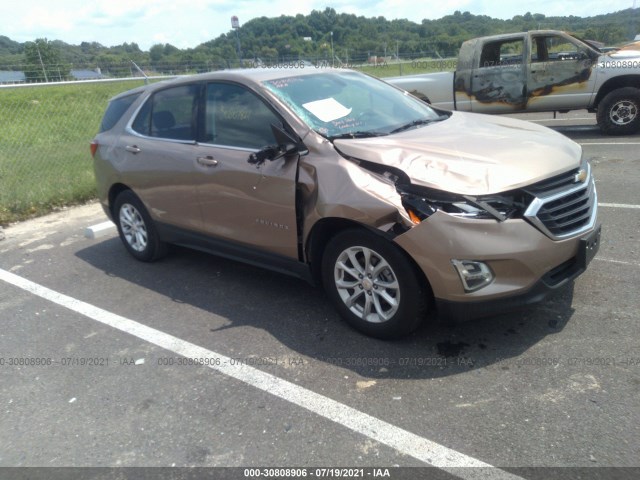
[302,98,352,123]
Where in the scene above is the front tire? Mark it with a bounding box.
[321,230,427,339]
[597,87,640,135]
[113,190,167,262]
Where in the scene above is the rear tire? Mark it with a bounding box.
[321,229,427,339]
[597,87,640,135]
[113,190,167,262]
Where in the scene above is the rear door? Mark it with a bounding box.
[123,83,203,231]
[194,82,299,259]
[470,36,527,112]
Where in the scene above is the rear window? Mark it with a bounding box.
[99,93,141,132]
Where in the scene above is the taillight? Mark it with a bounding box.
[90,140,98,158]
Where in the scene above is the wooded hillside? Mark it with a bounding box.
[1,7,639,73]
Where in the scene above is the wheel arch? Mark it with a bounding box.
[594,75,640,108]
[108,183,133,217]
[305,218,433,303]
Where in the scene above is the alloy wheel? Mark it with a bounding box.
[333,246,401,323]
[119,203,148,252]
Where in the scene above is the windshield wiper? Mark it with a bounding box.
[328,131,388,141]
[389,116,447,134]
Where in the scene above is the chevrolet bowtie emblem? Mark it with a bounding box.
[574,169,588,183]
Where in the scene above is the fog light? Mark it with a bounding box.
[451,260,494,292]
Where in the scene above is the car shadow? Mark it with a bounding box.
[548,123,640,140]
[75,238,577,380]
[548,124,604,139]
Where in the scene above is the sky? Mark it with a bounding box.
[1,0,637,51]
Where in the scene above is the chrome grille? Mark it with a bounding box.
[523,161,597,240]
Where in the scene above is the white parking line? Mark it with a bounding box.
[595,257,640,268]
[0,268,523,480]
[581,142,640,146]
[599,203,640,209]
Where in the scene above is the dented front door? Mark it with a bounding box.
[195,82,299,259]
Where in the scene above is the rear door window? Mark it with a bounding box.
[479,39,524,67]
[132,85,200,141]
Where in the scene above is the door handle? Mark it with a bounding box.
[125,145,141,154]
[197,156,218,167]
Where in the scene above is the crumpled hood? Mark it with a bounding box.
[333,111,582,195]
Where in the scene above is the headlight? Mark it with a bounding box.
[399,185,526,223]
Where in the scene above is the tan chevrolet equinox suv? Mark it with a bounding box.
[91,68,601,339]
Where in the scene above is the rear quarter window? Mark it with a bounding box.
[99,93,142,132]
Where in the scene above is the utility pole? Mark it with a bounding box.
[331,31,334,67]
[632,1,637,40]
[231,16,242,67]
[36,44,48,82]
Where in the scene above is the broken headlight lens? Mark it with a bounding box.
[399,186,526,223]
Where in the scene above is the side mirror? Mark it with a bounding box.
[248,143,298,165]
[247,124,304,165]
[271,123,298,146]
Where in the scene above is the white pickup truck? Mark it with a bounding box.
[388,30,640,135]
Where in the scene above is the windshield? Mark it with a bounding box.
[568,33,602,53]
[262,71,446,139]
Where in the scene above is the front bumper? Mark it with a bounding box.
[394,209,601,322]
[437,223,600,321]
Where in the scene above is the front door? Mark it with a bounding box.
[526,33,598,111]
[195,82,299,260]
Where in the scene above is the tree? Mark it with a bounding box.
[2,7,640,72]
[24,38,68,82]
[149,44,165,63]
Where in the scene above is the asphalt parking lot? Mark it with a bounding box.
[0,110,638,479]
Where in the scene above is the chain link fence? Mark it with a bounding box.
[0,78,151,225]
[0,56,455,225]
[0,48,457,81]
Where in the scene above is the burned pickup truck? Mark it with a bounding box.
[388,30,640,135]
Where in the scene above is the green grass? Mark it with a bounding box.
[0,80,147,225]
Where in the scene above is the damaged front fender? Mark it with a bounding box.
[298,145,413,241]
